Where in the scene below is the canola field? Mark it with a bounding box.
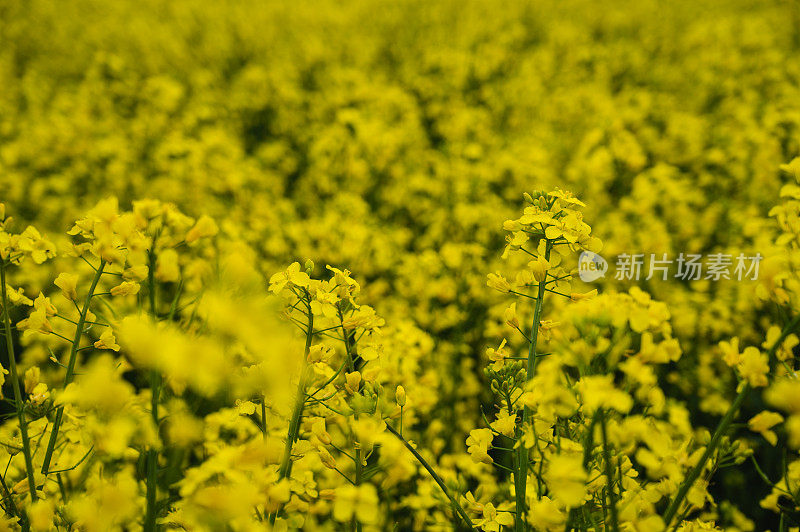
[2,0,800,530]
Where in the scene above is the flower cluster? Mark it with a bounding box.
[1,0,800,529]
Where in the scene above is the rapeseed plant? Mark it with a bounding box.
[2,1,800,530]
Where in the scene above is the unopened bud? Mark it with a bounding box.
[395,385,407,407]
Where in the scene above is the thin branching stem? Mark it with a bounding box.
[515,240,552,531]
[385,423,473,529]
[144,245,161,532]
[270,290,314,525]
[41,259,107,475]
[0,263,38,508]
[663,312,800,525]
[600,409,620,532]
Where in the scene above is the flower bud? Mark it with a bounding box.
[395,385,406,407]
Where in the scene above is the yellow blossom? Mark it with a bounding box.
[110,281,140,297]
[185,215,219,243]
[94,329,121,351]
[737,347,769,387]
[473,502,514,531]
[54,272,79,301]
[487,272,512,293]
[749,411,784,446]
[544,454,588,508]
[333,484,379,524]
[466,428,494,464]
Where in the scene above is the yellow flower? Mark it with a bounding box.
[763,326,799,362]
[123,265,149,281]
[352,414,385,456]
[544,454,588,508]
[719,338,741,367]
[54,272,79,301]
[33,293,57,316]
[490,410,516,437]
[529,255,549,283]
[504,303,519,328]
[549,188,587,207]
[528,496,566,530]
[345,371,362,394]
[749,411,784,446]
[332,484,379,524]
[17,305,52,336]
[570,289,597,301]
[29,382,49,405]
[737,347,769,388]
[487,272,512,293]
[94,330,120,351]
[342,305,384,330]
[780,156,800,181]
[156,248,181,282]
[576,375,633,414]
[538,320,560,342]
[4,284,32,306]
[473,502,514,531]
[486,339,509,369]
[110,281,140,297]
[466,428,494,464]
[185,215,219,243]
[18,226,57,264]
[311,417,332,445]
[269,262,311,294]
[24,367,40,395]
[766,379,800,414]
[28,499,55,531]
[318,446,337,469]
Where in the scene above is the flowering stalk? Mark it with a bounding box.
[600,409,620,532]
[385,423,474,529]
[515,240,552,530]
[0,263,38,503]
[339,305,363,532]
[144,247,160,532]
[662,312,800,525]
[41,259,106,475]
[270,290,314,525]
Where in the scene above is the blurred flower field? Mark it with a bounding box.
[2,0,800,530]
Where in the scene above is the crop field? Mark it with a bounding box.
[2,0,800,530]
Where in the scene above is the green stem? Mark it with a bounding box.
[338,305,362,532]
[600,409,619,532]
[260,396,268,439]
[566,411,601,531]
[663,313,800,526]
[354,448,363,532]
[662,383,749,526]
[41,259,106,475]
[0,264,38,505]
[385,423,473,529]
[0,471,19,519]
[144,248,160,532]
[515,240,552,531]
[270,293,314,525]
